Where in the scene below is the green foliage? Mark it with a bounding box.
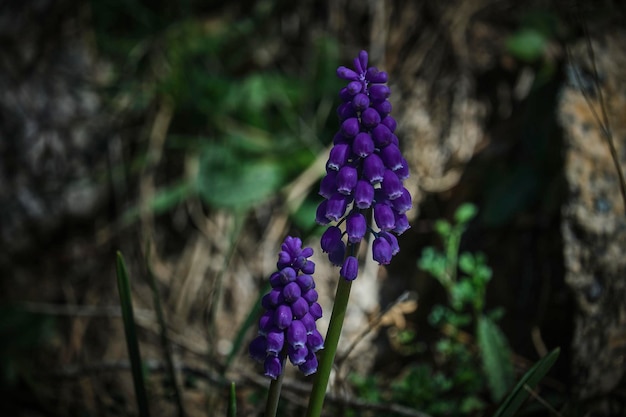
[477,316,515,401]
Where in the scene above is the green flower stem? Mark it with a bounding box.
[305,275,353,417]
[265,360,286,417]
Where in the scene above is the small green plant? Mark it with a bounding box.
[418,203,515,406]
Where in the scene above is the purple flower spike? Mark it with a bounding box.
[251,236,323,378]
[316,50,412,278]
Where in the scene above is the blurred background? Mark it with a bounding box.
[1,0,625,416]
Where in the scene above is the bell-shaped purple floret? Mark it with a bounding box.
[374,203,395,231]
[337,102,356,120]
[302,288,318,304]
[279,267,296,284]
[372,124,392,147]
[346,212,366,243]
[391,188,412,214]
[282,282,301,304]
[276,250,292,269]
[396,158,410,180]
[309,302,323,320]
[299,350,319,376]
[366,67,388,83]
[296,273,314,291]
[363,154,385,184]
[337,66,359,81]
[382,170,403,200]
[315,200,330,225]
[261,289,283,309]
[319,170,337,199]
[380,231,400,256]
[352,93,370,111]
[274,304,293,329]
[337,165,358,195]
[369,84,390,102]
[287,320,307,349]
[372,237,393,265]
[347,81,362,95]
[264,356,282,379]
[321,226,342,253]
[301,313,317,334]
[353,132,374,157]
[266,329,285,355]
[381,115,397,132]
[307,329,325,352]
[301,260,315,274]
[340,256,359,281]
[393,212,411,235]
[373,100,392,116]
[249,335,267,362]
[354,180,375,209]
[328,240,346,266]
[326,193,350,222]
[291,297,309,319]
[258,311,274,335]
[361,107,381,128]
[341,117,360,137]
[327,143,350,171]
[380,144,403,171]
[288,345,309,366]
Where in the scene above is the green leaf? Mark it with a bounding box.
[116,252,150,417]
[458,252,476,274]
[227,382,237,417]
[494,348,560,417]
[454,203,478,225]
[434,220,451,237]
[506,28,546,62]
[477,316,514,402]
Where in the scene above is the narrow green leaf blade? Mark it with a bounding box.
[494,348,560,417]
[477,316,515,402]
[116,252,151,417]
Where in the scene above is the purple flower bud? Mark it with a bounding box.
[301,313,317,334]
[296,273,314,291]
[292,255,306,270]
[315,200,331,225]
[309,302,323,320]
[373,100,392,116]
[369,84,390,101]
[277,251,291,269]
[372,124,392,147]
[341,117,360,137]
[264,356,282,379]
[302,288,318,304]
[282,282,302,304]
[346,212,367,243]
[339,87,352,102]
[279,267,296,284]
[266,330,285,355]
[327,143,349,171]
[396,159,410,180]
[307,329,324,352]
[301,260,315,274]
[363,154,385,184]
[359,50,369,72]
[301,247,314,258]
[374,203,395,231]
[380,231,400,256]
[291,297,309,319]
[261,289,283,309]
[382,170,403,200]
[336,166,358,195]
[380,144,403,171]
[325,193,349,222]
[282,236,303,256]
[353,56,364,74]
[288,345,308,366]
[337,66,359,80]
[333,132,349,145]
[361,107,381,128]
[381,115,397,132]
[354,180,375,209]
[340,256,359,281]
[366,68,388,83]
[393,212,411,235]
[299,350,319,376]
[321,226,343,253]
[391,188,412,214]
[372,237,393,265]
[347,81,362,95]
[351,134,372,159]
[352,93,370,111]
[274,304,293,329]
[269,272,281,287]
[287,320,307,349]
[328,240,346,266]
[258,311,273,335]
[337,102,356,120]
[249,335,267,362]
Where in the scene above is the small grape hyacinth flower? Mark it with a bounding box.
[249,236,324,379]
[317,50,412,277]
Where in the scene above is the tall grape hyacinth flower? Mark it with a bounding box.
[316,50,412,280]
[249,236,323,380]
